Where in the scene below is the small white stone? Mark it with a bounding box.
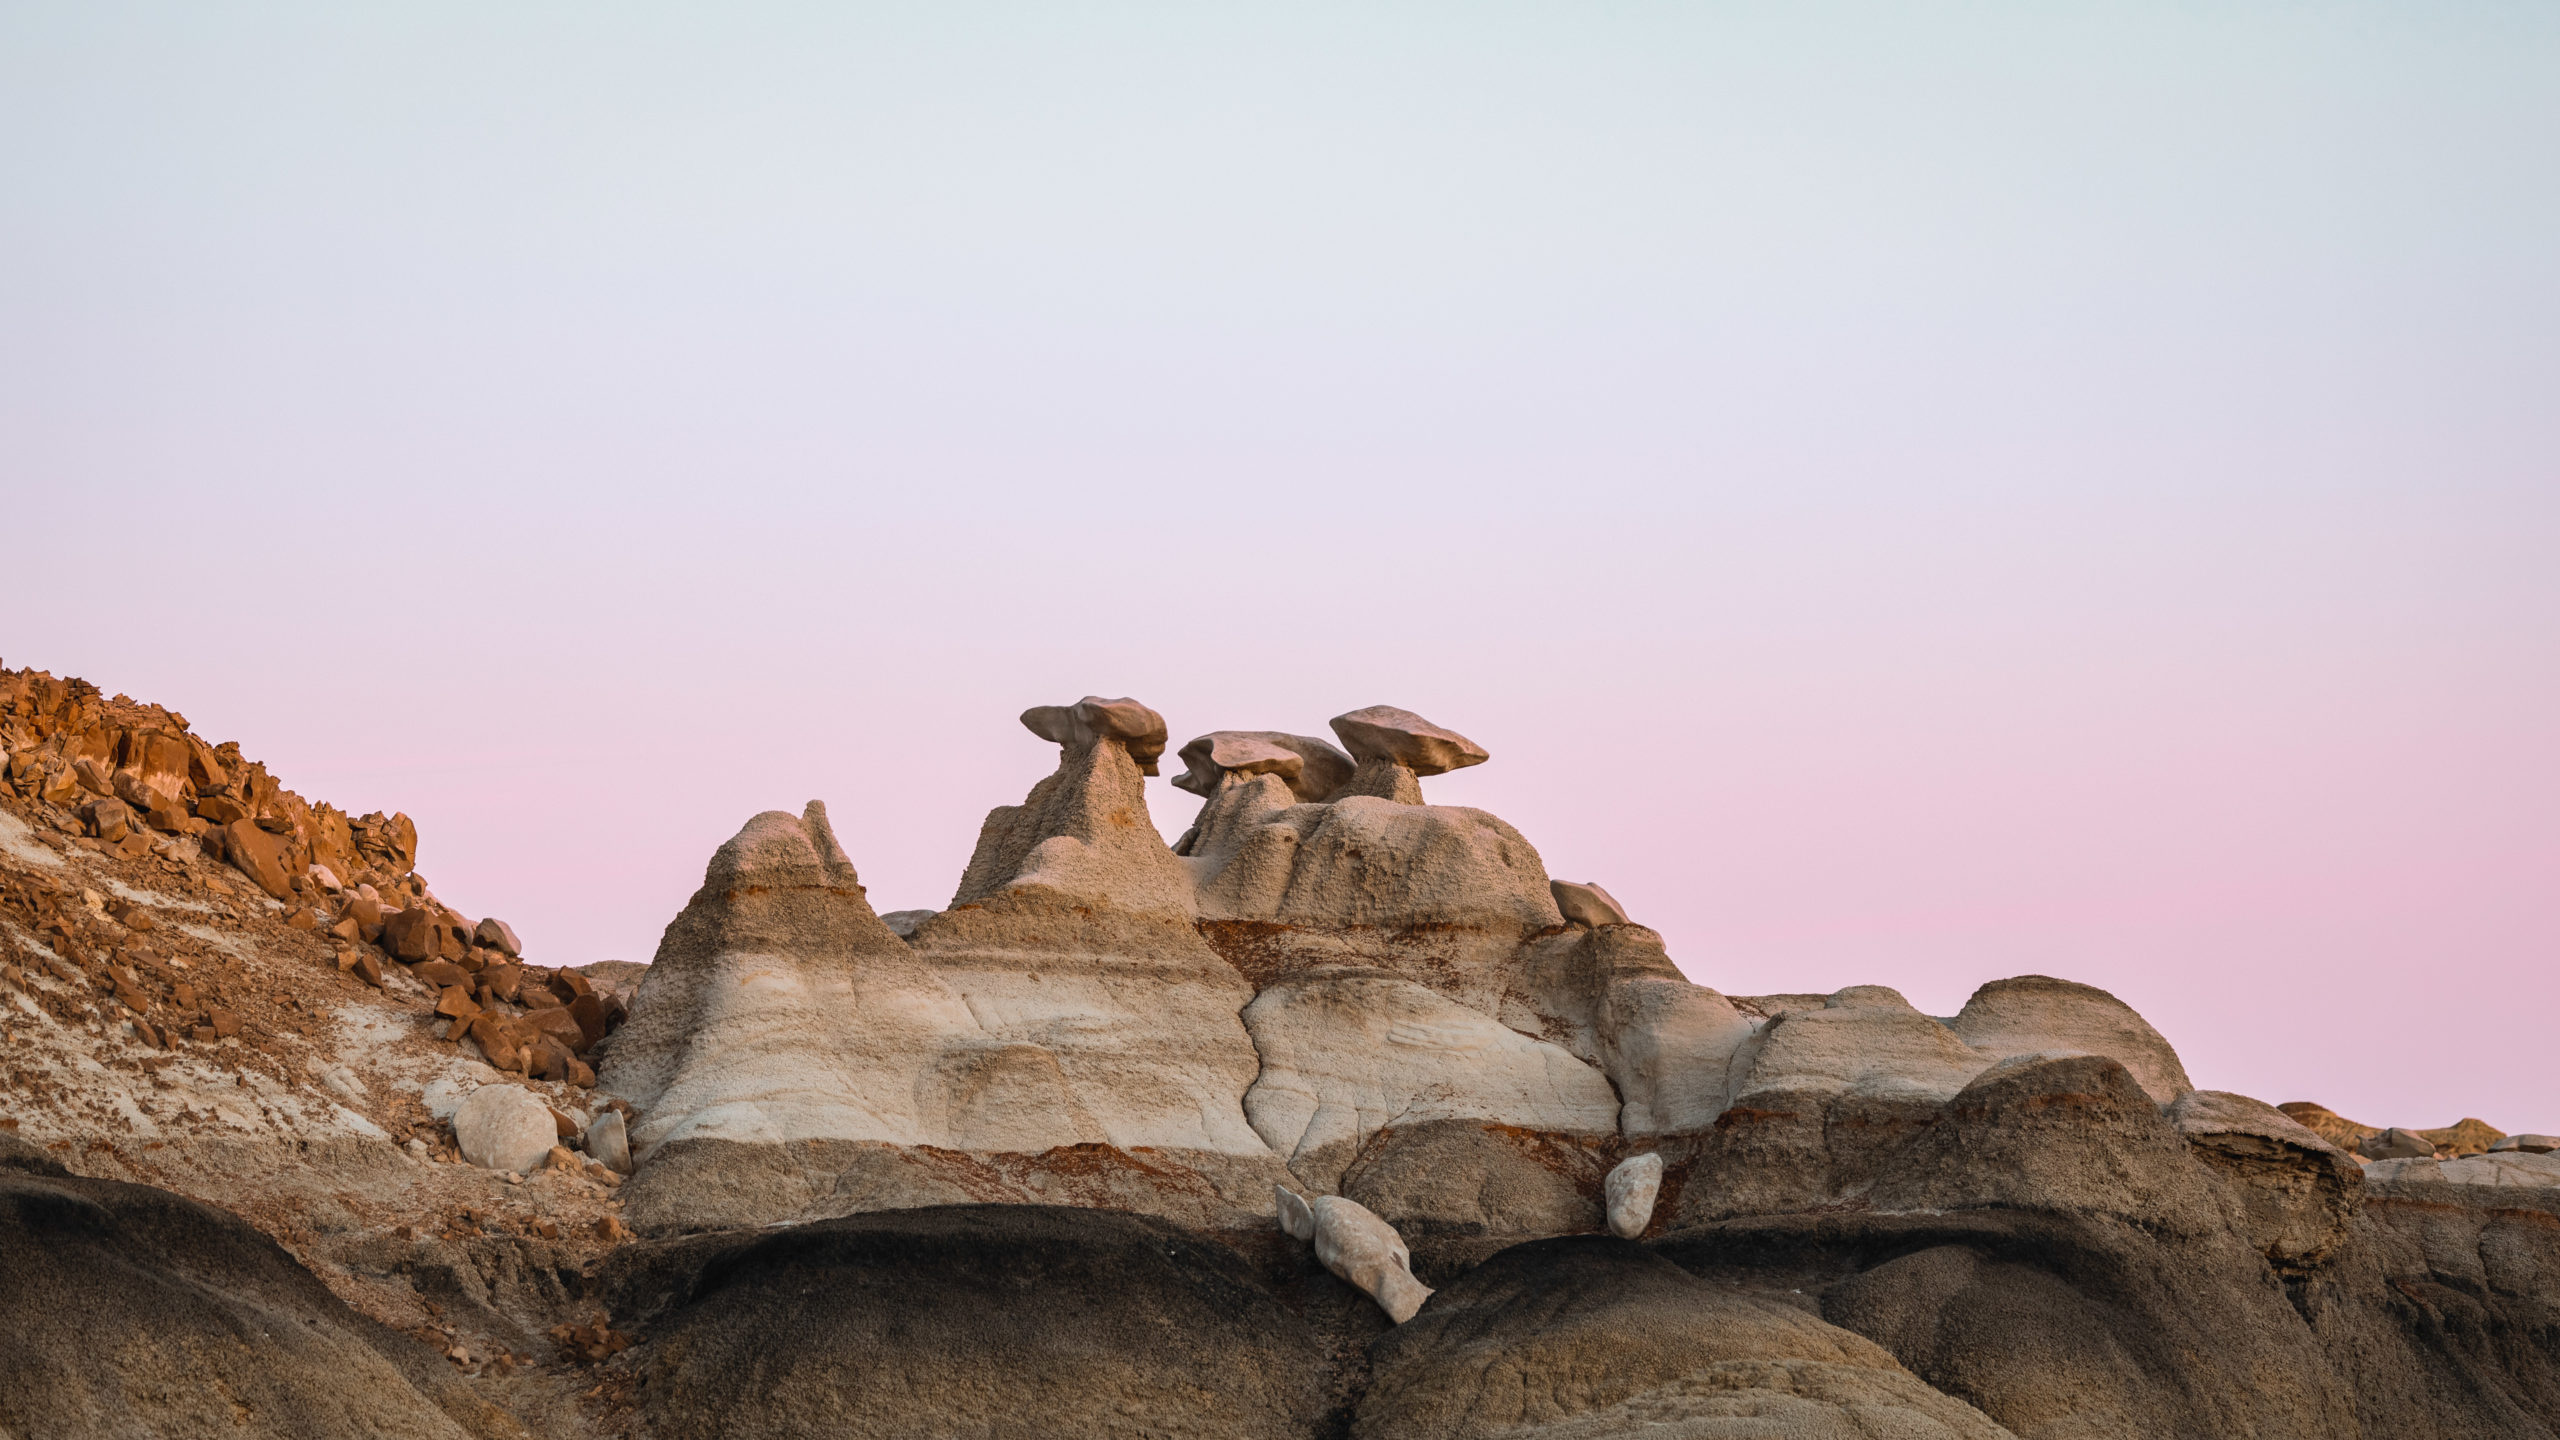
[1605,1152,1664,1239]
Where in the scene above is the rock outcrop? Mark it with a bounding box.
[603,728,1290,1233]
[0,1139,521,1440]
[15,663,2560,1440]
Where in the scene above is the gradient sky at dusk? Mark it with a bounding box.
[5,3,2555,1128]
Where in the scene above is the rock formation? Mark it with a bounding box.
[601,710,1292,1233]
[9,664,2560,1439]
[1278,1186,1435,1324]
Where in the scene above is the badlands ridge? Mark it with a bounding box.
[2,668,2556,1438]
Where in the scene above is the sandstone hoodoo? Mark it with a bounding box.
[6,667,2557,1439]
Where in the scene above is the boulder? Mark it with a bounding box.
[2491,1133,2560,1154]
[1355,1236,2013,1439]
[1605,1152,1663,1239]
[1328,706,1489,777]
[221,817,296,899]
[1947,975,2193,1104]
[584,1109,632,1174]
[1276,1187,1433,1324]
[2358,1127,2434,1160]
[472,916,521,956]
[1021,695,1169,774]
[1548,879,1629,927]
[1173,730,1355,802]
[452,1084,559,1173]
[1503,924,1758,1138]
[876,908,934,939]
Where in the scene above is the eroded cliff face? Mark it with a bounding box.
[8,678,2558,1440]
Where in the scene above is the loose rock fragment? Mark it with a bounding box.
[1604,1152,1663,1239]
[1275,1186,1433,1324]
[473,917,521,956]
[583,1110,632,1174]
[451,1084,560,1173]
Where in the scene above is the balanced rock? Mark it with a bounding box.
[1328,706,1489,777]
[1022,695,1169,775]
[452,1083,562,1173]
[1172,730,1355,802]
[1549,879,1628,928]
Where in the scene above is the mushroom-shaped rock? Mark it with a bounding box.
[1022,696,1169,775]
[1276,1186,1433,1324]
[1549,880,1629,928]
[1172,731,1354,802]
[453,1084,560,1173]
[1604,1152,1663,1239]
[1327,707,1488,777]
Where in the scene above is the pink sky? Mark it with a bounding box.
[4,4,2555,1129]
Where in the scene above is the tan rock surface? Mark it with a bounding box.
[1327,706,1490,777]
[1948,974,2193,1104]
[1240,969,1619,1195]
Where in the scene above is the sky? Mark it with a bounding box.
[3,2,2554,1129]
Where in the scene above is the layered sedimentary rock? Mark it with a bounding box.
[0,1140,519,1440]
[602,704,1290,1233]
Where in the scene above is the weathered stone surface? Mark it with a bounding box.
[2492,1133,2560,1153]
[1605,1152,1663,1239]
[2169,1089,2362,1273]
[1948,974,2193,1104]
[1241,970,1618,1198]
[1279,1188,1434,1323]
[605,795,1288,1234]
[1194,796,1564,1016]
[1328,706,1489,777]
[0,1150,510,1440]
[611,1206,1331,1440]
[452,1083,560,1173]
[584,1109,632,1174]
[1503,924,1757,1137]
[1357,1236,2013,1439]
[222,817,297,899]
[2360,1126,2434,1160]
[1548,879,1629,928]
[1021,695,1169,774]
[472,917,521,956]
